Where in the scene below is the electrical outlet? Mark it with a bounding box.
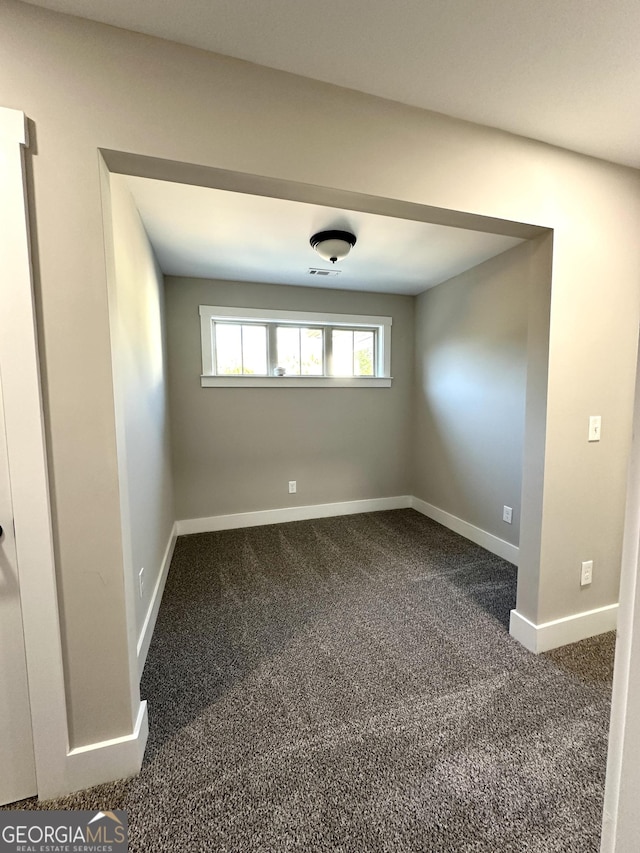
[138,567,145,598]
[503,505,513,524]
[288,480,297,494]
[581,560,593,586]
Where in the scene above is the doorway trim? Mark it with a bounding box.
[0,107,68,799]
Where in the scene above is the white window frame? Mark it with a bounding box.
[199,306,392,388]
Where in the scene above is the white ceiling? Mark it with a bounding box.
[124,176,523,294]
[24,0,640,169]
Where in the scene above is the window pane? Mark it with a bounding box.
[277,326,301,375]
[215,323,242,374]
[332,329,354,376]
[354,330,374,376]
[300,328,323,375]
[241,324,267,375]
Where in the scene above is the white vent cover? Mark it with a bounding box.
[308,268,341,277]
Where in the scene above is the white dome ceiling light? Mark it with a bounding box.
[310,230,357,264]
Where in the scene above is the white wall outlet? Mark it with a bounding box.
[138,567,145,598]
[288,480,297,494]
[581,560,593,586]
[588,415,602,442]
[503,505,513,524]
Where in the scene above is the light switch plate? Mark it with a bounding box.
[589,415,601,442]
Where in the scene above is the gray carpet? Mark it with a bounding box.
[9,509,614,852]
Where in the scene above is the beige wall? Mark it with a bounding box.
[108,176,174,640]
[165,277,413,520]
[2,0,639,750]
[413,242,532,546]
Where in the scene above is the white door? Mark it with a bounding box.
[0,374,37,804]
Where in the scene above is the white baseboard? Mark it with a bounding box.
[411,496,519,565]
[137,523,177,679]
[510,603,619,653]
[176,496,412,535]
[58,701,148,800]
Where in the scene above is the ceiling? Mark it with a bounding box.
[25,0,640,169]
[124,176,523,294]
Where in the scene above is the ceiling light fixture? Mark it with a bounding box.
[310,230,357,264]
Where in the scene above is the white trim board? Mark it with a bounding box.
[509,604,618,654]
[601,322,640,852]
[65,701,148,797]
[177,497,521,561]
[0,107,69,801]
[136,524,177,679]
[176,496,412,535]
[411,497,519,565]
[201,375,392,388]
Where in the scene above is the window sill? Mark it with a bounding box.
[200,375,393,388]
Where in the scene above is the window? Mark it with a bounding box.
[214,323,268,375]
[275,326,324,376]
[199,306,392,387]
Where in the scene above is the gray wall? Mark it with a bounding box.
[108,177,175,641]
[165,277,414,520]
[413,242,531,545]
[2,0,639,751]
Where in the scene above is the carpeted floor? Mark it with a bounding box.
[9,509,615,852]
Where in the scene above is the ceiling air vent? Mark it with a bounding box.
[308,268,341,277]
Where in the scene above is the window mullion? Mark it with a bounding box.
[267,324,278,375]
[324,327,333,377]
